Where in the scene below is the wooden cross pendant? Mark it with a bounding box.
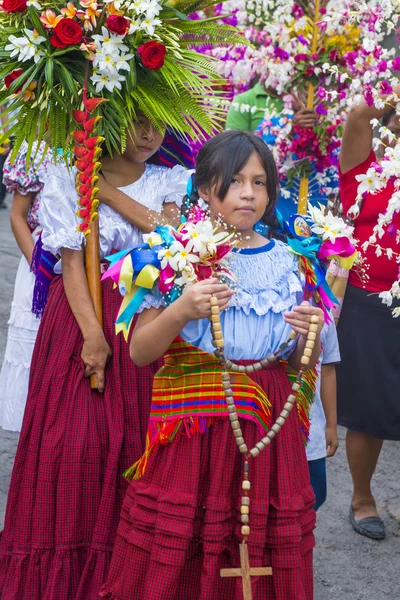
[220,542,272,600]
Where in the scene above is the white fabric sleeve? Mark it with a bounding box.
[39,164,84,255]
[162,165,193,206]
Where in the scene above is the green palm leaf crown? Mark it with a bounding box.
[0,0,249,159]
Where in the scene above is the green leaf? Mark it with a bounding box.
[159,5,189,20]
[45,58,54,89]
[28,6,47,38]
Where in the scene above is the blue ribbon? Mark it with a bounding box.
[116,287,148,326]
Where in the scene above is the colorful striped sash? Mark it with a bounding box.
[124,339,272,480]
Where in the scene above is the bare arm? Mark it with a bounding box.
[320,363,339,457]
[61,248,111,392]
[340,83,400,174]
[130,279,234,366]
[10,191,35,264]
[98,177,180,233]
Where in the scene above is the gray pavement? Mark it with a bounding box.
[0,205,399,599]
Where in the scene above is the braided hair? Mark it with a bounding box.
[181,130,284,239]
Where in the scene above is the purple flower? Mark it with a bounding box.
[377,60,388,73]
[294,53,308,62]
[344,51,357,66]
[317,86,327,99]
[371,161,383,174]
[364,88,374,106]
[298,34,310,46]
[292,3,304,18]
[380,80,393,95]
[392,57,400,71]
[315,103,327,115]
[274,46,290,60]
[387,223,398,237]
[339,90,347,100]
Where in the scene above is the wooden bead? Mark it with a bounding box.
[255,441,265,452]
[276,416,286,427]
[214,339,224,348]
[224,389,233,398]
[225,360,233,370]
[241,505,249,515]
[239,443,248,454]
[212,322,222,332]
[303,348,313,357]
[242,497,250,506]
[305,340,314,350]
[231,421,240,430]
[222,380,231,388]
[309,323,318,333]
[284,402,294,412]
[300,355,310,366]
[249,447,260,457]
[253,362,262,371]
[221,371,230,380]
[238,365,246,373]
[291,382,300,392]
[261,436,271,446]
[242,480,251,490]
[281,409,290,419]
[227,404,236,414]
[267,354,276,363]
[245,364,255,373]
[229,412,238,421]
[241,514,249,524]
[310,315,319,324]
[271,423,281,434]
[287,394,297,404]
[210,296,218,306]
[241,525,250,536]
[308,332,317,341]
[267,429,276,440]
[233,428,243,438]
[225,396,235,406]
[289,330,297,340]
[211,315,220,323]
[235,436,245,446]
[214,331,223,340]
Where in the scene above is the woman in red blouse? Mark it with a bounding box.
[338,91,400,540]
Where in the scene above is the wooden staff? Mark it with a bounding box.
[297,0,321,215]
[86,218,103,389]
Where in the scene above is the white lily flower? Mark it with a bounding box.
[168,241,200,272]
[91,71,125,92]
[141,16,161,36]
[26,0,41,9]
[355,172,382,196]
[92,27,129,54]
[114,52,134,71]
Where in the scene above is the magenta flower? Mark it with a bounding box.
[315,103,327,115]
[317,86,327,99]
[392,57,400,71]
[380,80,393,95]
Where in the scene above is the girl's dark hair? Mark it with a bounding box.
[183,130,280,237]
[381,108,396,128]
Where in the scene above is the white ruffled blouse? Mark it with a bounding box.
[39,162,190,269]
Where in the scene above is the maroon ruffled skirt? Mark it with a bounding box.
[101,361,316,600]
[0,276,160,600]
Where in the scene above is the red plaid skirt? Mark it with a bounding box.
[0,276,160,600]
[101,361,316,600]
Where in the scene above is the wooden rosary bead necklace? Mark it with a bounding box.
[209,295,318,540]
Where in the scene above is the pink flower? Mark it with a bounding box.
[380,80,393,95]
[392,57,400,71]
[317,86,326,100]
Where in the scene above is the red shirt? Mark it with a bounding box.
[340,150,400,293]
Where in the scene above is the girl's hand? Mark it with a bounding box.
[325,424,339,457]
[284,301,324,338]
[81,333,112,393]
[179,278,234,322]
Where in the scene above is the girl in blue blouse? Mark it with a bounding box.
[102,131,324,600]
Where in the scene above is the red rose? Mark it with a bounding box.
[106,15,128,36]
[5,69,23,92]
[50,18,83,49]
[2,0,26,13]
[137,41,166,70]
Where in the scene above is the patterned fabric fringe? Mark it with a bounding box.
[30,233,60,318]
[284,361,318,446]
[124,339,272,480]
